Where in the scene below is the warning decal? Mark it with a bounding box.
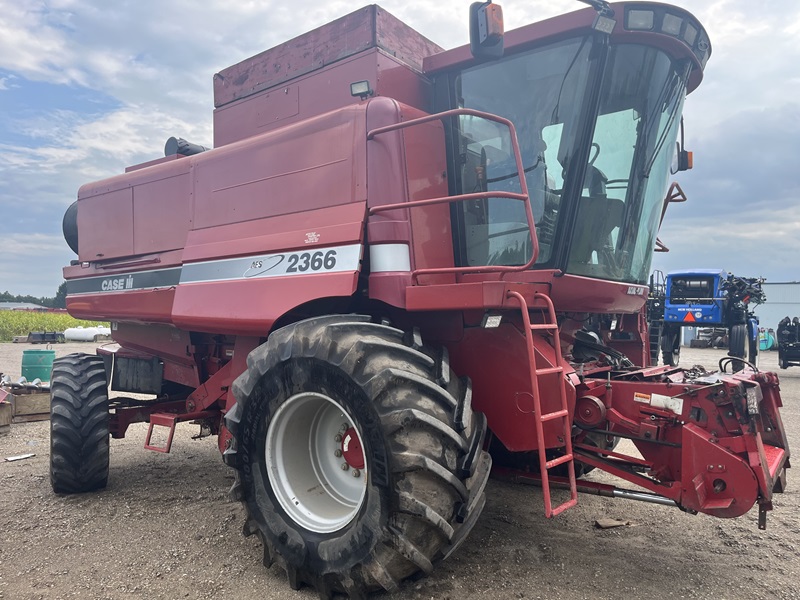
[633,392,651,404]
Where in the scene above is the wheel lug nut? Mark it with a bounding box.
[334,434,342,443]
[352,469,361,478]
[341,463,349,471]
[341,423,349,432]
[334,449,342,457]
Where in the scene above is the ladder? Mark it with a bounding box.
[507,290,577,517]
[648,321,663,366]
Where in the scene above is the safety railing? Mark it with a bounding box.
[367,108,539,283]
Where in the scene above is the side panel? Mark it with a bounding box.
[66,105,370,332]
[198,107,366,228]
[366,98,454,308]
[133,173,192,255]
[172,106,370,335]
[78,188,133,261]
[447,321,576,452]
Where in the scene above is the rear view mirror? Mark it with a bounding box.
[470,1,504,60]
[670,118,693,173]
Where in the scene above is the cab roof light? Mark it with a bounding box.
[662,13,683,36]
[684,22,698,46]
[626,9,654,31]
[623,6,712,70]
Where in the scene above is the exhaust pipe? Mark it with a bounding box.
[164,137,210,157]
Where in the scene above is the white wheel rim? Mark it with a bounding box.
[265,392,368,533]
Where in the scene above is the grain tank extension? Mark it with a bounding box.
[55,2,789,597]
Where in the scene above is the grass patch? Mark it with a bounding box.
[0,312,107,342]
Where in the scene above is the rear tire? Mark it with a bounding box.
[729,324,747,373]
[50,354,110,493]
[661,326,680,367]
[747,322,759,369]
[225,315,490,598]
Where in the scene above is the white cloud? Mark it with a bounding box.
[0,0,798,296]
[1,232,66,257]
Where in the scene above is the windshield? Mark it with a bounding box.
[568,44,688,284]
[455,37,594,267]
[453,39,689,284]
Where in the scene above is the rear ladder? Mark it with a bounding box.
[507,290,577,517]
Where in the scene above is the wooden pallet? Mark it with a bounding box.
[0,401,11,433]
[0,388,50,423]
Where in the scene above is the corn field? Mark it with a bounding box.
[0,311,106,342]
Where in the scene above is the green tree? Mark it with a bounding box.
[53,282,67,308]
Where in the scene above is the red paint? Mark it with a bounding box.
[341,428,365,470]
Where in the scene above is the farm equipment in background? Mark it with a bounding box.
[777,317,800,369]
[648,269,765,370]
[52,2,790,597]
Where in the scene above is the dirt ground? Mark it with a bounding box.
[0,342,797,600]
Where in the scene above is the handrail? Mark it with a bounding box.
[367,108,539,282]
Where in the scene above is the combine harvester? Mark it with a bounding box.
[53,1,790,597]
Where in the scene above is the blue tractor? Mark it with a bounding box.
[649,270,765,370]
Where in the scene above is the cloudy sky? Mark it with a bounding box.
[1,0,798,298]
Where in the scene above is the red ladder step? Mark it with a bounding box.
[144,409,219,453]
[144,413,179,453]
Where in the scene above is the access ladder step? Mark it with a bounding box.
[144,409,220,453]
[540,408,569,422]
[535,366,563,376]
[545,454,574,469]
[145,413,179,453]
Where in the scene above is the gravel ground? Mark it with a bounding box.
[0,342,797,600]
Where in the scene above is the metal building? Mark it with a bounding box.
[754,282,800,334]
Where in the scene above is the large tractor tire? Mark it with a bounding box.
[224,315,490,598]
[661,325,680,367]
[50,354,110,493]
[747,322,759,369]
[729,324,747,373]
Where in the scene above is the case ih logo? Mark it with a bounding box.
[101,276,134,291]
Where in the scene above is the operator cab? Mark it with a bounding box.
[429,2,710,286]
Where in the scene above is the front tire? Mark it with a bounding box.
[729,324,747,373]
[661,325,680,367]
[747,322,759,369]
[50,354,110,494]
[225,316,490,598]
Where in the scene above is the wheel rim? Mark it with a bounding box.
[265,392,368,533]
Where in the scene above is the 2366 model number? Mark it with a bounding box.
[286,250,337,273]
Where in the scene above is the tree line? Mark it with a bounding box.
[0,282,67,309]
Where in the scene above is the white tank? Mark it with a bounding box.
[63,326,112,342]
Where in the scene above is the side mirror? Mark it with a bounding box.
[469,1,504,60]
[670,118,693,173]
[670,143,693,173]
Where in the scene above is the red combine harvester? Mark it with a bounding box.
[54,1,789,597]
